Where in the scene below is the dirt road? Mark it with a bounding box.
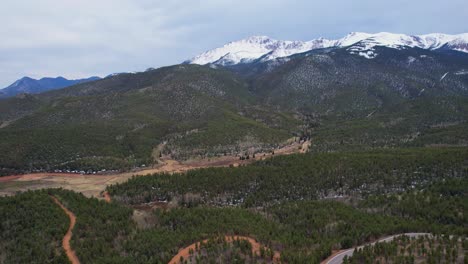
[168,235,280,264]
[321,233,431,264]
[0,141,309,198]
[51,196,80,264]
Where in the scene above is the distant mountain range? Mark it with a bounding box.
[0,76,101,98]
[4,32,466,99]
[186,32,468,65]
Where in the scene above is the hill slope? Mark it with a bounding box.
[0,65,296,174]
[230,46,468,151]
[1,46,468,174]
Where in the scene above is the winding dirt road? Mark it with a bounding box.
[321,233,431,264]
[168,235,280,264]
[51,196,81,264]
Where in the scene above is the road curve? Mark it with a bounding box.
[168,235,280,264]
[322,233,431,264]
[51,196,81,264]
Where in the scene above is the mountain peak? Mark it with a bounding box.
[19,76,36,81]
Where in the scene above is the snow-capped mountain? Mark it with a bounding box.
[187,35,336,66]
[187,32,468,64]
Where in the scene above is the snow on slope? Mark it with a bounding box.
[418,33,461,49]
[189,36,275,65]
[187,32,468,64]
[345,32,424,59]
[260,38,337,62]
[445,33,468,53]
[345,32,468,59]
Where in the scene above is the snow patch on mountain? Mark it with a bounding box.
[407,56,417,64]
[455,69,468,75]
[440,72,449,81]
[260,38,337,62]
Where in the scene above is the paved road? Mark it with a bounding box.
[324,233,431,264]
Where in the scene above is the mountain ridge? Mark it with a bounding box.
[0,76,101,98]
[187,32,468,65]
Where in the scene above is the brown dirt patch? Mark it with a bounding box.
[0,175,22,182]
[102,191,111,203]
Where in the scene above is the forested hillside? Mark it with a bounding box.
[0,65,296,175]
[344,235,467,263]
[1,46,468,174]
[236,47,468,152]
[108,147,468,206]
[1,175,466,263]
[359,178,467,232]
[0,190,69,263]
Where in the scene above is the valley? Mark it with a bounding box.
[1,30,468,264]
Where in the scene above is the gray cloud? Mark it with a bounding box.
[1,0,467,87]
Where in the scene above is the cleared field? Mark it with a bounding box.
[0,141,307,198]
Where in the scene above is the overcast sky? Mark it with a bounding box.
[1,0,467,87]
